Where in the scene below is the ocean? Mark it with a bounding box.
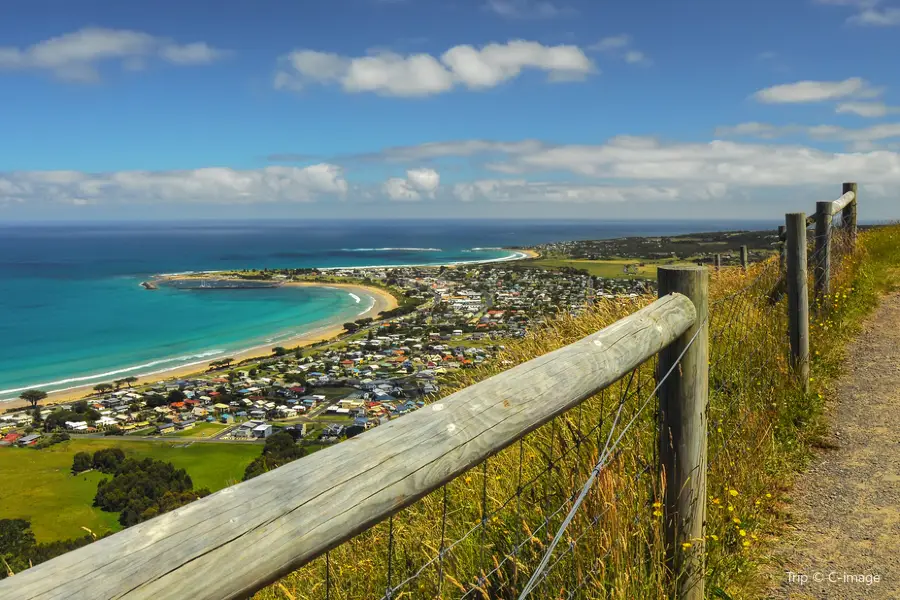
[0,219,776,400]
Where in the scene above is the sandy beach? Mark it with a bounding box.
[1,282,397,412]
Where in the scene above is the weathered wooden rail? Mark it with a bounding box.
[0,292,699,600]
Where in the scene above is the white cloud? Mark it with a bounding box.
[835,101,900,117]
[452,180,715,203]
[588,34,652,65]
[814,0,900,25]
[849,7,900,25]
[624,51,650,65]
[458,136,900,187]
[384,168,441,201]
[369,139,545,162]
[158,42,229,65]
[484,0,574,19]
[715,121,900,144]
[0,164,348,206]
[589,35,631,52]
[0,27,229,82]
[752,77,875,103]
[274,40,595,97]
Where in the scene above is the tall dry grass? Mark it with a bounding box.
[256,224,899,600]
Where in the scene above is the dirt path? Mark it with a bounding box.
[767,291,900,599]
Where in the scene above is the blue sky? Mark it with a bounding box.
[1,0,899,220]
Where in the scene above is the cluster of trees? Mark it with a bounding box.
[42,400,101,432]
[32,432,70,449]
[208,357,235,370]
[242,431,306,481]
[92,376,138,394]
[378,296,426,320]
[343,316,375,333]
[71,448,210,527]
[0,519,95,580]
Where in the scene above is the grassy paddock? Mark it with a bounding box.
[256,224,900,600]
[0,438,259,542]
[520,257,677,278]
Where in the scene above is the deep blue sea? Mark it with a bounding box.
[0,219,777,400]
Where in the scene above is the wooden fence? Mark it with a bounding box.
[0,184,859,600]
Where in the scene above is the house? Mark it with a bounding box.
[252,423,273,438]
[1,432,22,446]
[17,433,41,446]
[176,419,196,431]
[157,422,176,434]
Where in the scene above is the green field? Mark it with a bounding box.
[0,438,259,542]
[524,258,692,278]
[165,421,229,438]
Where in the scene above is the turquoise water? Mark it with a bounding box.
[0,279,366,398]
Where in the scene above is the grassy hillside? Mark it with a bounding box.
[256,224,900,600]
[0,438,258,542]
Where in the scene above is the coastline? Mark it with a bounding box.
[1,282,398,412]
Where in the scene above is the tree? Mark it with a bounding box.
[343,322,359,333]
[72,452,93,474]
[166,389,186,404]
[272,346,288,356]
[0,519,35,577]
[31,407,42,427]
[123,376,138,388]
[93,457,208,527]
[19,389,47,409]
[242,432,306,481]
[92,448,125,473]
[93,383,114,394]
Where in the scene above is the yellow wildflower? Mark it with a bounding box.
[729,489,739,497]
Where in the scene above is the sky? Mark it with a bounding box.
[1,0,899,221]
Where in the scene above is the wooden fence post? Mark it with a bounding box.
[740,245,749,270]
[814,201,833,304]
[714,254,721,271]
[786,213,810,394]
[777,226,786,273]
[842,182,858,248]
[657,266,709,600]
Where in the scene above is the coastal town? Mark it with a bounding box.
[1,256,654,448]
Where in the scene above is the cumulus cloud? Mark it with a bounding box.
[383,168,441,201]
[274,40,595,97]
[451,136,900,188]
[588,34,652,65]
[484,0,575,19]
[0,27,229,82]
[752,78,877,103]
[0,164,348,206]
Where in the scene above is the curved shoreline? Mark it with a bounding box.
[1,282,398,411]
